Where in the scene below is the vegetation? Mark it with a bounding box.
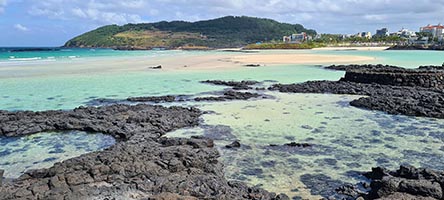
[64,16,316,49]
[314,34,406,44]
[244,42,326,50]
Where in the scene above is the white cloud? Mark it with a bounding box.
[15,0,444,33]
[70,8,142,24]
[14,24,29,31]
[28,0,145,24]
[0,0,7,13]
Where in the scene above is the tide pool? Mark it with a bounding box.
[0,131,115,178]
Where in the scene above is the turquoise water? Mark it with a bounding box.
[0,48,183,63]
[168,92,444,199]
[1,49,444,199]
[0,131,115,178]
[312,50,444,68]
[0,64,343,111]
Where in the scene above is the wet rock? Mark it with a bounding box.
[285,142,312,148]
[0,104,281,199]
[363,165,444,200]
[269,77,444,119]
[83,98,124,106]
[245,64,261,67]
[0,169,3,185]
[201,80,259,90]
[226,141,241,149]
[336,184,364,198]
[149,65,162,69]
[325,64,406,72]
[194,90,261,101]
[127,95,177,103]
[275,193,290,200]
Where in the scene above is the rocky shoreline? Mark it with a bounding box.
[270,64,444,119]
[363,165,444,200]
[0,104,287,199]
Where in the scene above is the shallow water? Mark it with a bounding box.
[168,92,444,199]
[0,131,115,178]
[0,64,343,111]
[312,49,444,68]
[1,49,444,199]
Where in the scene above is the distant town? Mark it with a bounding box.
[282,23,444,47]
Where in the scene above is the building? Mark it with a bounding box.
[376,28,389,37]
[283,32,309,43]
[283,36,291,43]
[391,28,416,38]
[356,32,372,39]
[408,36,429,45]
[396,28,416,38]
[420,24,444,42]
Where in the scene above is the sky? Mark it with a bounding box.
[1,0,444,46]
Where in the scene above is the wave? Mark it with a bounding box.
[8,57,42,61]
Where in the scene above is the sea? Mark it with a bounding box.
[1,47,444,199]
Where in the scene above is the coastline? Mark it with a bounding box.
[312,46,390,51]
[0,50,376,78]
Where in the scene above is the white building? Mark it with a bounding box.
[392,28,416,38]
[420,24,444,42]
[356,32,372,39]
[283,32,309,43]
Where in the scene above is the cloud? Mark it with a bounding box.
[14,24,29,31]
[28,0,145,24]
[12,0,444,33]
[0,0,6,13]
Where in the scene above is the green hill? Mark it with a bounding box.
[64,16,316,49]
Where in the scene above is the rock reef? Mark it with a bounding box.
[363,165,444,200]
[270,64,444,119]
[194,90,262,102]
[0,104,284,199]
[201,80,260,90]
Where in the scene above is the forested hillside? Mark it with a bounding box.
[64,16,316,49]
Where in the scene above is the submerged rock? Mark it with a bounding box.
[226,141,241,149]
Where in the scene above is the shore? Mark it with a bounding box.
[312,46,390,51]
[0,50,376,78]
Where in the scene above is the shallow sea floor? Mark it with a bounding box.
[168,92,444,199]
[0,131,115,178]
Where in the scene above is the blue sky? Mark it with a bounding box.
[1,0,444,46]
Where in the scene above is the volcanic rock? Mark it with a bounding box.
[0,104,284,199]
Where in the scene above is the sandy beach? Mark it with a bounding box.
[0,50,376,78]
[313,46,390,51]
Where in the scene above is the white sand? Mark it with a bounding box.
[0,50,376,78]
[313,46,390,51]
